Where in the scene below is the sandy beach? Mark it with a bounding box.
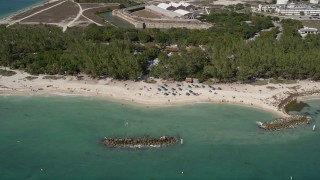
[1,67,320,117]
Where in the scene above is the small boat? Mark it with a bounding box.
[180,139,183,144]
[313,125,316,131]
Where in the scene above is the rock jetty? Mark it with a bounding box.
[102,136,178,149]
[257,89,319,131]
[278,90,320,113]
[257,115,310,131]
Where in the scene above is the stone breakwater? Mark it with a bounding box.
[102,136,178,148]
[258,115,310,131]
[258,89,320,131]
[278,89,320,113]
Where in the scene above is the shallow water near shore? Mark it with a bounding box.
[0,0,46,19]
[0,95,320,179]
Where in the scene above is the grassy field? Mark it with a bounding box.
[0,69,16,76]
[301,20,320,30]
[132,10,161,18]
[251,80,268,86]
[269,78,297,84]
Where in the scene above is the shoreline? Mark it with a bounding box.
[299,95,320,101]
[0,0,51,23]
[0,90,285,117]
[1,67,320,117]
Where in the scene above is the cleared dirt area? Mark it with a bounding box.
[1,1,120,29]
[302,20,320,30]
[79,3,107,10]
[21,1,79,24]
[11,1,62,20]
[131,9,161,18]
[71,15,92,27]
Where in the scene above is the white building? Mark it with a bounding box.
[158,2,196,11]
[277,0,289,5]
[298,26,318,37]
[310,0,319,4]
[145,5,182,18]
[258,4,280,12]
[157,3,176,11]
[276,5,320,15]
[174,9,193,19]
[179,2,195,11]
[258,3,320,16]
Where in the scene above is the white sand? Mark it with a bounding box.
[1,67,320,117]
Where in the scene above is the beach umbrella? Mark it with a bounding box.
[202,85,205,88]
[158,88,162,91]
[188,85,192,88]
[186,92,190,96]
[189,90,193,93]
[218,87,222,90]
[178,88,182,91]
[164,84,168,87]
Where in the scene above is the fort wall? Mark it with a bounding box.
[112,7,212,29]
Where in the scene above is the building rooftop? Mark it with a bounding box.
[174,9,191,15]
[157,3,172,10]
[146,5,182,18]
[169,2,182,8]
[157,2,194,10]
[299,27,318,32]
[180,2,191,7]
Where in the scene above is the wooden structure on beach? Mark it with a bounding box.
[185,77,193,83]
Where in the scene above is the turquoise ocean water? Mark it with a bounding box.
[0,0,45,19]
[0,95,320,179]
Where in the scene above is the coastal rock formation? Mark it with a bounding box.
[256,89,320,131]
[257,115,310,131]
[102,136,178,148]
[278,90,320,113]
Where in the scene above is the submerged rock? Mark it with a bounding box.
[284,99,310,113]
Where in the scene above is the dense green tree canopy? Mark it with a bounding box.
[0,12,319,82]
